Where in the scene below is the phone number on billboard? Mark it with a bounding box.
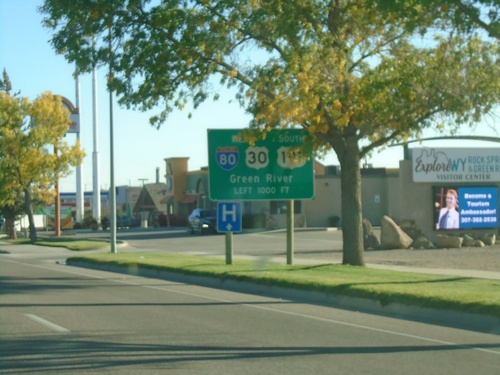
[461,217,497,224]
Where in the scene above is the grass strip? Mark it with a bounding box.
[68,252,500,318]
[7,238,109,251]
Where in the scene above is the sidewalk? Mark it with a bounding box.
[366,263,500,280]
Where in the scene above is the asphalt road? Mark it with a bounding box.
[1,246,499,374]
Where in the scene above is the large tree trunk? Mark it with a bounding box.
[23,188,37,242]
[339,139,365,266]
[7,218,17,239]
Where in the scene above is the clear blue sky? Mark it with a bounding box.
[1,0,498,193]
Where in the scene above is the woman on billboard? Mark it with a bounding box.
[436,188,460,229]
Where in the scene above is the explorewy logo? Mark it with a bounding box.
[414,149,454,174]
[413,148,500,182]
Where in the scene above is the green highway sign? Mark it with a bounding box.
[208,129,314,201]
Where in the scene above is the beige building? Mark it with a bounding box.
[131,148,499,242]
[132,156,402,230]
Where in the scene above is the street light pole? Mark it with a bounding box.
[108,27,117,254]
[54,145,61,237]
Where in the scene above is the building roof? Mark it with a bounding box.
[134,183,168,213]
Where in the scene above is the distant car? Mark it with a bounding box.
[116,216,140,228]
[187,208,218,234]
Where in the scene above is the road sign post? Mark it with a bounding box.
[217,202,242,265]
[225,232,233,265]
[287,200,294,265]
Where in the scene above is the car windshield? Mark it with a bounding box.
[199,209,216,218]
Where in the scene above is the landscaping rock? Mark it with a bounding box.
[462,234,475,247]
[481,233,496,246]
[473,240,486,248]
[364,233,381,250]
[399,219,421,240]
[412,235,434,249]
[436,235,463,248]
[380,215,413,249]
[363,218,381,250]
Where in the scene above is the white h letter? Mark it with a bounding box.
[222,204,237,222]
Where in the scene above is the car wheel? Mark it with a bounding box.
[188,225,194,234]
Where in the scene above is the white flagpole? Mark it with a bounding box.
[75,67,84,223]
[92,37,101,224]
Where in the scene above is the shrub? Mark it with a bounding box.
[243,213,265,229]
[101,217,109,230]
[328,215,340,227]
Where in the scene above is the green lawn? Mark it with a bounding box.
[7,237,109,251]
[68,252,500,318]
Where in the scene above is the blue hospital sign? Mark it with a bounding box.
[217,202,242,233]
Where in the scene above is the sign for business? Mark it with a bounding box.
[208,129,314,200]
[412,148,500,183]
[459,186,499,229]
[60,96,80,133]
[433,185,499,230]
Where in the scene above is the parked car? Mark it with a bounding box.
[187,208,218,234]
[116,216,140,228]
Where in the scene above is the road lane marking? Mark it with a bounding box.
[24,314,70,333]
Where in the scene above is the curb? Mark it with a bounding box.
[68,260,500,335]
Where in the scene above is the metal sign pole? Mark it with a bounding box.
[287,200,294,265]
[225,232,233,265]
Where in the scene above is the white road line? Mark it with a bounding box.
[24,314,70,333]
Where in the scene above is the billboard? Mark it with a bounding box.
[433,186,499,230]
[60,96,80,133]
[413,148,500,183]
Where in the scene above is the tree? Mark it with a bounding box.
[368,0,499,40]
[0,89,85,242]
[0,70,24,239]
[40,0,499,265]
[0,69,13,94]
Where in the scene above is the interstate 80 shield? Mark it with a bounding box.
[215,146,239,171]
